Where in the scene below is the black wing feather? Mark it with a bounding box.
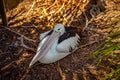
[58,27,78,44]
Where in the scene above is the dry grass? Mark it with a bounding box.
[7,0,90,28]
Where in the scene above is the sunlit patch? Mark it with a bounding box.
[16,52,31,65]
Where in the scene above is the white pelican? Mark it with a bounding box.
[29,24,80,66]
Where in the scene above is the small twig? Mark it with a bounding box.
[25,1,36,17]
[82,12,96,32]
[71,41,100,53]
[20,36,29,48]
[1,61,16,71]
[46,0,57,10]
[54,3,64,15]
[21,24,37,28]
[57,61,66,80]
[1,25,36,43]
[86,27,109,35]
[57,61,63,77]
[82,12,89,32]
[20,35,34,51]
[20,67,31,80]
[18,48,24,54]
[79,41,98,48]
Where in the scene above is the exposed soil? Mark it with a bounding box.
[0,0,120,80]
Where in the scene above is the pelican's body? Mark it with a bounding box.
[29,24,80,66]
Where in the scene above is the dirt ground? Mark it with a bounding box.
[0,0,120,80]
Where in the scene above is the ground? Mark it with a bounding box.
[0,0,120,80]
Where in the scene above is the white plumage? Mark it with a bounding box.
[29,24,80,66]
[56,34,79,53]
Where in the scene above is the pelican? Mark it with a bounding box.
[29,24,80,66]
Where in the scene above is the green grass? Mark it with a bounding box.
[91,19,120,80]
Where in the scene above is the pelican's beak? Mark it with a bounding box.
[29,31,60,67]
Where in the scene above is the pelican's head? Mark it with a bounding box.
[54,24,65,35]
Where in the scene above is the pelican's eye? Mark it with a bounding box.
[58,28,60,30]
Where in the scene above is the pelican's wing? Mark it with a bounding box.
[40,30,53,40]
[56,33,80,53]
